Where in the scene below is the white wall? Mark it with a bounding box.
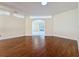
[78,3,79,39]
[25,17,32,36]
[53,9,78,40]
[0,15,25,40]
[0,5,26,40]
[45,18,53,36]
[77,3,79,49]
[0,16,3,35]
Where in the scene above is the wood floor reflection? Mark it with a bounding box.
[0,36,78,57]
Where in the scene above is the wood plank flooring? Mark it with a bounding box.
[0,36,78,57]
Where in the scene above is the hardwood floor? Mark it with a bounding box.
[0,36,78,57]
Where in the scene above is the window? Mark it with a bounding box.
[0,9,10,16]
[13,13,25,18]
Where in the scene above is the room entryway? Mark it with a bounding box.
[32,20,45,50]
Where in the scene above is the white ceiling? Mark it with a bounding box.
[0,2,78,16]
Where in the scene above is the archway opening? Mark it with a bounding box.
[32,20,45,38]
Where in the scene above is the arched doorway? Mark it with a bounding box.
[32,20,45,37]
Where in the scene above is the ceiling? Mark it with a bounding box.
[0,2,78,16]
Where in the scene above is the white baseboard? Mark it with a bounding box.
[0,35,25,40]
[53,34,78,40]
[0,34,78,41]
